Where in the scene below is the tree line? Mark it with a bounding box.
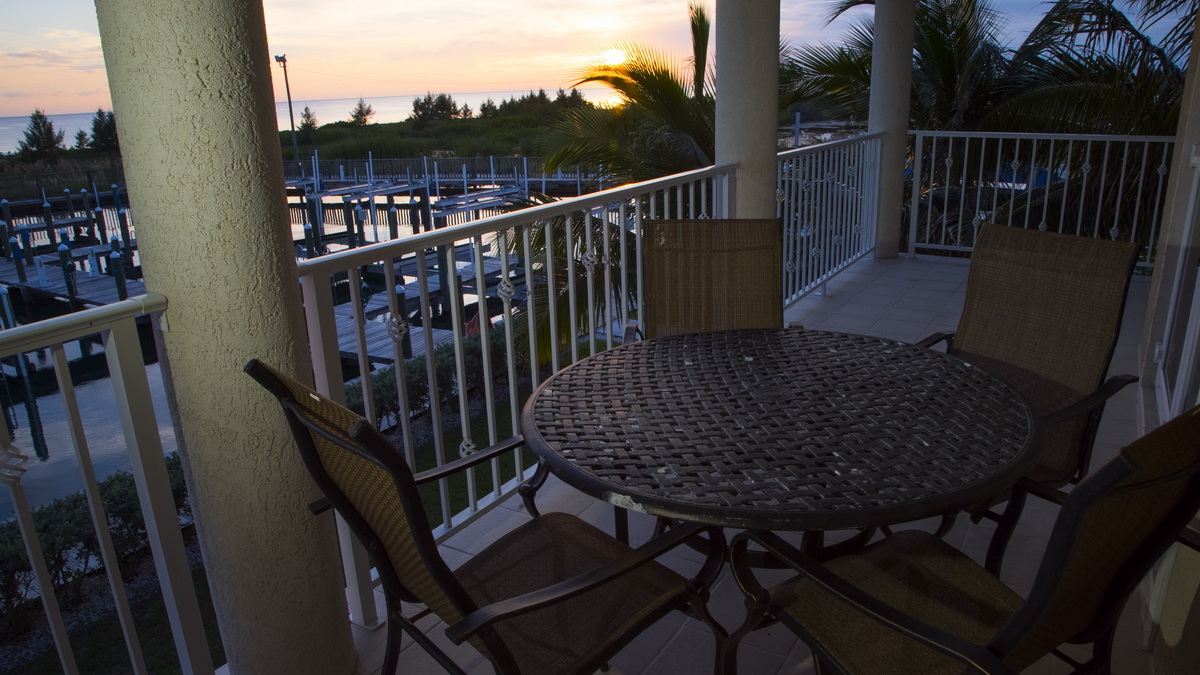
[12,108,119,164]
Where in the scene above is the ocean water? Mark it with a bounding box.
[0,88,609,155]
[0,112,98,156]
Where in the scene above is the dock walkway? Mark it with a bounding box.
[0,249,143,308]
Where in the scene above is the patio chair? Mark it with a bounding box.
[244,359,727,675]
[917,224,1140,573]
[638,218,783,339]
[721,403,1200,675]
[597,218,783,542]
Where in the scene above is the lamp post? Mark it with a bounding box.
[274,54,300,162]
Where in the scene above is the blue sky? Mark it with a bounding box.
[0,0,1053,118]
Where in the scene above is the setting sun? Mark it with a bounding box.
[598,48,628,66]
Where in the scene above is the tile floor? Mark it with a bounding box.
[352,254,1156,674]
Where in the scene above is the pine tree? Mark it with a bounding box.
[17,109,66,163]
[349,98,374,126]
[74,129,90,149]
[88,109,119,151]
[299,106,319,143]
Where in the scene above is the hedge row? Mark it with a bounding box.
[0,453,189,628]
[344,329,510,427]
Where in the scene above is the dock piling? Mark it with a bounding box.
[95,207,108,245]
[42,202,57,247]
[110,250,128,301]
[117,208,132,251]
[11,237,26,283]
[58,243,78,304]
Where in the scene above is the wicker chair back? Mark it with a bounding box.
[642,219,783,339]
[243,360,495,659]
[952,225,1140,484]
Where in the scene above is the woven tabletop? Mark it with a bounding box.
[521,328,1035,531]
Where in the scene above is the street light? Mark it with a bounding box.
[274,54,300,162]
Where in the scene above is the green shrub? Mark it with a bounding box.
[0,520,33,617]
[0,452,192,622]
[347,329,509,428]
[31,492,97,600]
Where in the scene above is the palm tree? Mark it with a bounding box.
[996,0,1194,135]
[540,1,715,182]
[781,0,1013,131]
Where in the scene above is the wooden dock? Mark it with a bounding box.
[0,248,144,308]
[337,252,521,365]
[332,292,458,365]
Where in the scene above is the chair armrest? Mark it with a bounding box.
[1015,477,1070,505]
[730,531,1015,675]
[1040,375,1138,427]
[308,496,333,515]
[413,436,524,485]
[915,331,955,349]
[313,436,524,510]
[622,320,642,344]
[1178,525,1200,553]
[445,522,724,644]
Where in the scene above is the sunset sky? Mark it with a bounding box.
[0,0,1051,119]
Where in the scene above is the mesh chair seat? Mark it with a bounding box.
[776,531,1023,675]
[955,353,1089,484]
[457,512,688,674]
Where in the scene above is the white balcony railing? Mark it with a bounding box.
[778,133,883,302]
[0,292,211,675]
[297,163,735,626]
[909,130,1175,268]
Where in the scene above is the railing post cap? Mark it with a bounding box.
[58,243,69,252]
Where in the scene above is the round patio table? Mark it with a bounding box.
[521,328,1036,532]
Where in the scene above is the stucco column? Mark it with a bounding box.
[715,0,779,219]
[868,0,917,258]
[94,1,356,673]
